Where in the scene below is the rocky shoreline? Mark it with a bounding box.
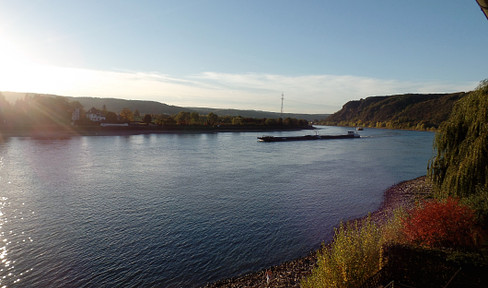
[202,176,432,288]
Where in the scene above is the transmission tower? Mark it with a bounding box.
[280,93,284,117]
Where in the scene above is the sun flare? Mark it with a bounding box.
[0,36,78,95]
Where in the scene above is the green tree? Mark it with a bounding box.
[105,111,118,122]
[283,117,298,127]
[264,118,278,126]
[207,112,219,126]
[0,94,10,127]
[428,80,488,198]
[163,116,177,127]
[32,95,72,126]
[190,112,200,125]
[143,114,152,124]
[232,116,243,125]
[175,111,190,125]
[476,78,488,90]
[134,109,140,120]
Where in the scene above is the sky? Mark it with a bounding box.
[0,0,487,114]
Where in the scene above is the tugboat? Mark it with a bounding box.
[258,130,360,142]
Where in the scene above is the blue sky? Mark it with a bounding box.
[1,0,487,113]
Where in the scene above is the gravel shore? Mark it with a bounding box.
[203,176,432,288]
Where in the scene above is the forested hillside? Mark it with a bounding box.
[323,93,466,130]
[65,96,188,115]
[1,92,326,121]
[188,107,328,122]
[0,92,313,135]
[70,97,327,121]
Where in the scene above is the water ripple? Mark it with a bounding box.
[0,129,434,287]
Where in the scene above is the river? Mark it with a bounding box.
[0,126,434,287]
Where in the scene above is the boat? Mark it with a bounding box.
[257,130,360,142]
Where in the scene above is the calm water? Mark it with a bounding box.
[0,126,434,287]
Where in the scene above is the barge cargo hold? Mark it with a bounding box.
[258,130,360,142]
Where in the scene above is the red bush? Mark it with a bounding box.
[401,198,478,248]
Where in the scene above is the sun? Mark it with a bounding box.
[0,35,77,95]
[0,35,108,97]
[0,37,42,93]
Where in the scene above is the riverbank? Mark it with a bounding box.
[203,176,432,288]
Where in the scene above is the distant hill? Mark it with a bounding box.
[1,92,328,121]
[65,96,188,115]
[188,107,328,122]
[70,97,328,121]
[323,92,466,130]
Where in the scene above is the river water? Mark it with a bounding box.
[0,126,434,287]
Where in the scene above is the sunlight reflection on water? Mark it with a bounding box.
[0,195,35,287]
[0,128,434,287]
[0,196,12,287]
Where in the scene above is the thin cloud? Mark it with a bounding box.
[191,72,477,112]
[0,63,477,114]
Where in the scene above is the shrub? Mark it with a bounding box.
[301,216,383,288]
[381,208,408,245]
[401,198,478,248]
[462,187,488,227]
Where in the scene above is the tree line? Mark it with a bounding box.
[0,94,310,132]
[0,94,74,129]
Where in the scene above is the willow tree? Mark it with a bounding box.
[428,80,488,198]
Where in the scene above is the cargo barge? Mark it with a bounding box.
[257,130,360,142]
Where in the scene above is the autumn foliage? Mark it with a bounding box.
[401,198,478,248]
[301,216,384,288]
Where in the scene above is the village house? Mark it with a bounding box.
[86,107,106,122]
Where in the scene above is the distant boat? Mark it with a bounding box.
[258,130,360,142]
[356,127,364,131]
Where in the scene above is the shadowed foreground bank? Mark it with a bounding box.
[203,176,431,288]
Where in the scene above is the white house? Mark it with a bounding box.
[86,108,106,122]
